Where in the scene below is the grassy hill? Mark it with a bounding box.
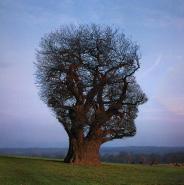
[0,156,184,185]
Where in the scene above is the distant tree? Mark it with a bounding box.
[35,24,147,165]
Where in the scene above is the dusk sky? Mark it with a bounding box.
[0,0,184,148]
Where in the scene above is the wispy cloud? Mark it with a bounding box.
[156,61,184,116]
[139,55,162,79]
[145,14,184,29]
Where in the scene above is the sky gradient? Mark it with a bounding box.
[0,0,184,148]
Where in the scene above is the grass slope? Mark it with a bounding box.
[0,156,184,185]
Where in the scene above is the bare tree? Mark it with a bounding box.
[35,24,147,165]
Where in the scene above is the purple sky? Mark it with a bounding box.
[0,0,184,147]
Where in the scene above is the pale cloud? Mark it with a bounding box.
[0,0,78,27]
[145,15,184,29]
[157,62,184,116]
[139,55,162,79]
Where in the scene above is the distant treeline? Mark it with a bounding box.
[0,148,66,159]
[101,152,184,164]
[1,147,184,164]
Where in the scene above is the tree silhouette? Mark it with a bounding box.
[35,24,147,165]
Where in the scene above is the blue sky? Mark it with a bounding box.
[0,0,184,147]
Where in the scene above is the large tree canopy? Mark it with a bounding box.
[35,24,147,165]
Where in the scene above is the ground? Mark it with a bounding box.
[0,156,184,185]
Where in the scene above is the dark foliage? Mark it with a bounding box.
[35,24,147,164]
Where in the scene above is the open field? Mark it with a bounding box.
[0,156,184,185]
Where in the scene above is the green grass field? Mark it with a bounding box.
[0,156,184,185]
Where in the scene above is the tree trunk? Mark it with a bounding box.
[64,137,101,165]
